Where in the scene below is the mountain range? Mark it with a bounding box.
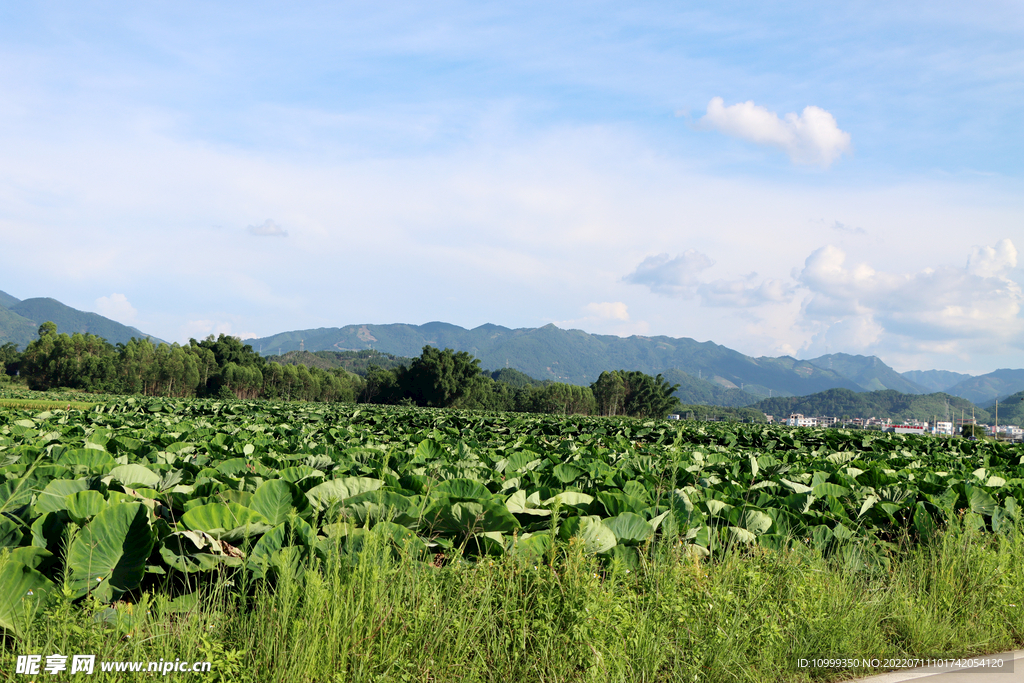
[3,287,1023,408]
[250,322,1024,405]
[0,290,160,348]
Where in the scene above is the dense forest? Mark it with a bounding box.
[266,349,411,375]
[0,323,683,419]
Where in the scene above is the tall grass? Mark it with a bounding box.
[4,522,1023,683]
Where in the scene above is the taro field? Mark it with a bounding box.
[1,397,1022,638]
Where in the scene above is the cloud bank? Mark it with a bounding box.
[799,238,1023,350]
[247,220,288,237]
[622,251,715,298]
[625,251,795,308]
[94,293,138,324]
[699,97,851,167]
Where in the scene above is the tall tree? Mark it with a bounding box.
[402,346,484,408]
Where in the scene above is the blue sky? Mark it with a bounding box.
[1,1,1021,374]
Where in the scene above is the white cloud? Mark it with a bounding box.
[583,301,630,321]
[797,240,1023,353]
[247,219,288,237]
[554,302,648,337]
[625,253,796,308]
[698,97,851,167]
[623,251,715,298]
[830,220,866,235]
[967,238,1017,278]
[697,276,796,308]
[94,293,137,324]
[180,319,237,341]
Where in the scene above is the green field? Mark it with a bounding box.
[1,396,1022,681]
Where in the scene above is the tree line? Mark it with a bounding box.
[358,345,680,418]
[1,323,682,418]
[2,323,360,402]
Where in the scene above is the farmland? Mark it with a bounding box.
[1,396,1023,682]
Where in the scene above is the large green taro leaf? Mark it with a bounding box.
[306,478,383,512]
[0,561,57,639]
[432,479,490,500]
[277,466,325,488]
[159,530,243,573]
[65,490,108,525]
[602,512,653,544]
[967,486,998,517]
[422,499,520,536]
[558,516,617,555]
[812,483,851,498]
[68,502,156,602]
[543,491,594,511]
[552,463,583,484]
[180,503,272,544]
[508,532,553,563]
[7,547,54,571]
[249,479,309,525]
[247,519,318,579]
[56,449,117,474]
[0,479,36,516]
[597,490,646,516]
[107,464,162,489]
[342,491,423,528]
[0,517,23,549]
[32,479,91,515]
[743,510,774,535]
[505,490,551,516]
[31,511,69,553]
[414,439,444,459]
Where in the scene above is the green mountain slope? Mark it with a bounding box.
[984,391,1024,426]
[946,369,1024,404]
[0,304,38,347]
[251,322,862,398]
[661,369,760,407]
[807,353,928,393]
[0,289,21,309]
[901,369,974,393]
[7,298,162,348]
[753,388,990,423]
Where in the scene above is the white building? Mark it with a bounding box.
[887,424,926,435]
[787,413,817,428]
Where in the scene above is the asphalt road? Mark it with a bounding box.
[849,650,1023,683]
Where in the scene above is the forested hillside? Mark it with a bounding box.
[901,369,973,393]
[806,353,927,393]
[754,388,991,423]
[0,290,161,348]
[947,369,1024,404]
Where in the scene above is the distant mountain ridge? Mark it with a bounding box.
[0,290,163,348]
[954,369,1024,404]
[251,322,866,401]
[0,289,21,309]
[806,353,928,394]
[5,286,1021,409]
[900,369,974,393]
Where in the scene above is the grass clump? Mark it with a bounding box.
[5,522,1023,683]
